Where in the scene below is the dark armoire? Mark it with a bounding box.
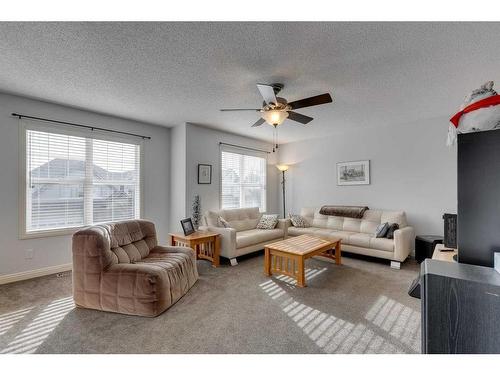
[458,129,500,267]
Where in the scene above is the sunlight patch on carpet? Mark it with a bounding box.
[0,296,74,354]
[260,268,417,353]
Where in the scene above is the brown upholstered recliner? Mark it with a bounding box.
[72,219,198,317]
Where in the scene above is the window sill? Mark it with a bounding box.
[20,227,80,240]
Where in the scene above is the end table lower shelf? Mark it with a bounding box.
[169,231,220,267]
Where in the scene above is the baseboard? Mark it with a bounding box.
[0,263,72,285]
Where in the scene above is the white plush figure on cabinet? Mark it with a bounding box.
[447,81,500,146]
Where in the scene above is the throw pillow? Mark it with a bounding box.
[256,214,279,229]
[217,216,230,228]
[288,214,309,228]
[385,223,400,239]
[375,222,390,238]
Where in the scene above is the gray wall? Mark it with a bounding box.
[0,92,171,276]
[278,117,457,237]
[180,123,279,231]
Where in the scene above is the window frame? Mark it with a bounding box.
[219,145,268,213]
[18,119,145,239]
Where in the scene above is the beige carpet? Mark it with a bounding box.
[0,253,421,354]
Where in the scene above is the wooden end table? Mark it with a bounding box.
[169,231,220,267]
[264,234,341,287]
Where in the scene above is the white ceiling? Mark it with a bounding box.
[0,22,499,143]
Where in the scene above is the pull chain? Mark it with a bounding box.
[272,126,275,153]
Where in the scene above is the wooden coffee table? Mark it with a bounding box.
[169,231,220,267]
[264,234,341,287]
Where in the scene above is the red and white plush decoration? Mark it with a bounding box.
[447,81,500,146]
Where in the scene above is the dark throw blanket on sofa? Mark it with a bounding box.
[319,205,369,219]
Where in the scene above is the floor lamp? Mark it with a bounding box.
[276,164,289,218]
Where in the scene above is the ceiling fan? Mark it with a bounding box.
[220,83,333,128]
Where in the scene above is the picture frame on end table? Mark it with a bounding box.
[180,218,196,236]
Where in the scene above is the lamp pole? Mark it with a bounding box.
[276,165,289,219]
[281,170,286,219]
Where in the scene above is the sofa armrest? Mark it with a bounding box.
[199,225,237,259]
[393,226,415,262]
[276,218,290,238]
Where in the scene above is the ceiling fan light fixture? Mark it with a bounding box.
[262,109,289,126]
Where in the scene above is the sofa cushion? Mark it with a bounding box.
[380,211,407,228]
[308,228,342,241]
[349,233,374,248]
[326,216,344,230]
[359,220,379,234]
[223,207,262,232]
[369,237,395,252]
[343,218,362,232]
[329,231,358,244]
[236,229,283,248]
[100,220,157,263]
[299,207,315,226]
[312,211,329,228]
[288,227,321,236]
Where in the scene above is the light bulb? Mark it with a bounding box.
[262,109,289,126]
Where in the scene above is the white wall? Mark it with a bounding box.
[278,117,457,236]
[177,123,279,231]
[0,93,171,277]
[169,124,187,233]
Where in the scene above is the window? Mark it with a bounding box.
[23,126,141,236]
[221,148,267,212]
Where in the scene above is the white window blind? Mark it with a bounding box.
[221,148,267,212]
[26,129,141,233]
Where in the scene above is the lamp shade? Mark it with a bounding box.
[262,109,289,126]
[276,164,289,172]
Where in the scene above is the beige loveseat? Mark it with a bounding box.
[72,219,198,317]
[287,208,415,268]
[199,207,286,265]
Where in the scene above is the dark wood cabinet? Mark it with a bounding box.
[458,130,500,267]
[421,259,500,353]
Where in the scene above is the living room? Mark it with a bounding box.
[1,2,500,374]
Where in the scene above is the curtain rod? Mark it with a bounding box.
[12,113,151,140]
[219,142,270,154]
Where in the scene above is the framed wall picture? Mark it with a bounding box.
[180,218,195,236]
[198,164,212,184]
[337,160,370,186]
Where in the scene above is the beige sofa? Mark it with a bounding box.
[72,220,198,317]
[199,207,286,265]
[287,208,415,268]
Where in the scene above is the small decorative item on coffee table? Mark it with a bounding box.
[264,234,341,287]
[169,231,220,267]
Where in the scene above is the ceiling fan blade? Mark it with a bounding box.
[251,118,266,127]
[220,109,260,112]
[257,84,277,105]
[288,93,333,110]
[287,111,314,124]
